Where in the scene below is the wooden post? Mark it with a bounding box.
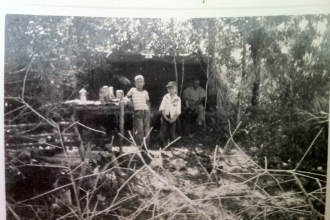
[173,53,178,86]
[119,100,124,153]
[179,58,185,97]
[71,112,85,161]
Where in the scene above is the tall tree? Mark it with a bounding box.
[247,17,266,106]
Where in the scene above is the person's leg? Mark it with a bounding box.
[168,120,177,147]
[159,116,168,148]
[168,120,176,142]
[196,104,205,126]
[143,110,151,146]
[133,111,144,146]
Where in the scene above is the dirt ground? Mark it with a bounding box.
[6,127,325,220]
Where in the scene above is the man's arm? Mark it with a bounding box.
[145,91,151,110]
[146,100,151,111]
[124,88,133,107]
[182,87,190,109]
[193,97,205,107]
[169,98,181,123]
[159,97,170,121]
[161,110,170,121]
[126,88,133,98]
[193,87,206,107]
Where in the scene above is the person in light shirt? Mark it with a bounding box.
[126,75,150,146]
[183,78,206,130]
[158,81,181,148]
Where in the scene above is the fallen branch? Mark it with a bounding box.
[22,57,34,101]
[194,153,213,183]
[295,128,324,170]
[6,202,21,220]
[292,173,322,219]
[4,121,70,129]
[76,122,107,135]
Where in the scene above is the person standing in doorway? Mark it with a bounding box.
[126,75,150,146]
[158,81,181,148]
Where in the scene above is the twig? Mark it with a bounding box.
[292,173,321,219]
[309,194,325,205]
[6,202,21,220]
[194,153,213,182]
[142,137,153,160]
[76,122,107,134]
[308,187,327,195]
[213,144,219,171]
[19,182,73,203]
[17,164,68,169]
[295,128,323,170]
[5,105,27,116]
[61,120,79,134]
[51,195,80,219]
[128,130,137,146]
[54,124,82,217]
[295,170,326,178]
[221,121,242,153]
[144,126,153,145]
[73,196,136,220]
[7,97,57,127]
[128,187,163,220]
[265,172,284,192]
[205,171,267,199]
[22,57,34,101]
[110,165,145,207]
[162,136,181,151]
[76,141,92,198]
[148,202,209,220]
[71,116,85,161]
[110,152,126,186]
[118,132,135,146]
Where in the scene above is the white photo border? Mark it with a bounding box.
[1,0,329,219]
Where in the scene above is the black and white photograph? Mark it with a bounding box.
[2,1,330,219]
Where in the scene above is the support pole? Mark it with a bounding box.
[119,100,124,153]
[71,109,85,161]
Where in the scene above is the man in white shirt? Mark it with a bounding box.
[183,78,206,129]
[158,81,181,148]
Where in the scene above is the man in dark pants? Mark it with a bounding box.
[158,81,181,148]
[183,78,206,135]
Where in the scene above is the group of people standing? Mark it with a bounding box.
[125,75,206,148]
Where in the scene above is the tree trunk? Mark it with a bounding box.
[207,18,217,118]
[179,58,185,97]
[237,24,247,124]
[251,54,261,106]
[249,21,264,106]
[173,54,178,87]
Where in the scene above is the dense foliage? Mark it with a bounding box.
[4,13,329,220]
[5,12,329,169]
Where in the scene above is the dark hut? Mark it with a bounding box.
[83,50,208,110]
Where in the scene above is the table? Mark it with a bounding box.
[67,100,133,147]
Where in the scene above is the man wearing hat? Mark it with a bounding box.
[158,81,181,148]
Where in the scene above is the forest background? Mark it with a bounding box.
[4,14,329,169]
[2,1,330,219]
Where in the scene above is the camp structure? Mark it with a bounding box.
[83,49,208,110]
